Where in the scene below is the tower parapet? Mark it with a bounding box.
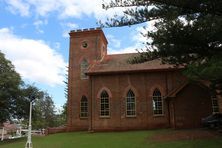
[69,27,108,60]
[70,27,102,33]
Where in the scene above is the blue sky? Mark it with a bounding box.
[0,0,150,111]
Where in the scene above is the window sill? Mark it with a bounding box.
[81,77,89,80]
[153,114,164,117]
[99,116,110,119]
[126,115,137,118]
[80,117,88,120]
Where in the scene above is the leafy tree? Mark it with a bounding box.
[21,85,56,129]
[0,51,57,127]
[53,102,67,127]
[18,84,44,124]
[102,0,222,94]
[28,88,56,129]
[61,101,67,120]
[42,94,56,127]
[13,89,30,121]
[0,51,23,123]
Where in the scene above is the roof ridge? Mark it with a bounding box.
[107,52,138,56]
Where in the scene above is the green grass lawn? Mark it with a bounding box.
[0,130,222,148]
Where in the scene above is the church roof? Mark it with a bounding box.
[165,80,211,99]
[87,53,182,75]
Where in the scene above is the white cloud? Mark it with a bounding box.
[108,46,138,54]
[132,21,157,44]
[6,0,30,16]
[0,28,66,86]
[4,0,124,21]
[130,20,158,51]
[61,22,79,38]
[28,0,60,16]
[108,21,157,54]
[108,31,142,54]
[106,34,121,49]
[33,19,48,34]
[48,0,124,20]
[65,22,78,28]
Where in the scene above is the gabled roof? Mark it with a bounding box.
[87,53,182,75]
[165,81,189,98]
[165,80,211,99]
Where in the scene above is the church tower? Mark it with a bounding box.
[67,28,108,131]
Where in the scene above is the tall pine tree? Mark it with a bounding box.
[102,0,222,96]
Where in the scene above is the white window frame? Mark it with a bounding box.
[100,90,110,117]
[126,90,136,117]
[211,96,219,114]
[152,89,164,116]
[80,96,88,118]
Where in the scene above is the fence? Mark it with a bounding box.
[1,127,23,141]
[0,127,46,141]
[1,126,67,140]
[46,126,66,134]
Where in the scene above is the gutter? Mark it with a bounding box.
[86,67,184,76]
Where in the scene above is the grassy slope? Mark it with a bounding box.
[0,130,222,148]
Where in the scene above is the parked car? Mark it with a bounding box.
[201,113,222,129]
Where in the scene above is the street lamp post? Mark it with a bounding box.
[25,96,35,148]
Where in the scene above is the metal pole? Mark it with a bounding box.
[1,127,4,141]
[25,101,33,148]
[19,126,22,137]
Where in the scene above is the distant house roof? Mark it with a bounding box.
[87,53,182,75]
[3,121,20,130]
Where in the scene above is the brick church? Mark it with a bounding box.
[67,28,220,131]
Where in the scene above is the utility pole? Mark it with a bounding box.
[25,95,35,148]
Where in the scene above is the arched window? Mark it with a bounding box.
[80,96,88,118]
[100,90,110,117]
[126,89,136,116]
[211,95,219,114]
[152,89,163,115]
[80,59,88,79]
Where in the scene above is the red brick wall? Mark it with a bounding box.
[67,29,107,131]
[89,71,183,131]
